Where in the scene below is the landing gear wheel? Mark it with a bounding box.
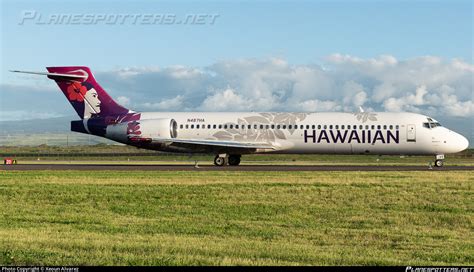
[228,155,241,166]
[434,159,444,167]
[214,156,226,166]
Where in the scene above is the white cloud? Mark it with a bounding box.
[142,95,185,111]
[296,99,342,112]
[4,55,474,120]
[116,96,130,106]
[199,88,250,111]
[0,110,64,122]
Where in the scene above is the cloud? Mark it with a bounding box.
[0,110,63,122]
[199,88,248,111]
[142,95,185,111]
[116,96,130,106]
[3,55,473,121]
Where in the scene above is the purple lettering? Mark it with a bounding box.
[304,130,316,143]
[372,130,385,144]
[348,130,361,143]
[330,130,348,143]
[387,130,399,143]
[318,130,330,143]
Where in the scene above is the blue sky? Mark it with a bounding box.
[1,0,472,77]
[0,0,473,142]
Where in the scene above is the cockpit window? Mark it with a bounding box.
[423,118,442,129]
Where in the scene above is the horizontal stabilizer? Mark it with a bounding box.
[10,70,87,80]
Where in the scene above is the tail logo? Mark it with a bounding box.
[66,82,87,102]
[64,69,101,118]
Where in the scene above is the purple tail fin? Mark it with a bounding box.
[46,66,129,119]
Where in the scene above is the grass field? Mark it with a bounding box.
[0,170,472,265]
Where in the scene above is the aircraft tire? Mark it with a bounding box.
[214,156,226,166]
[228,155,241,166]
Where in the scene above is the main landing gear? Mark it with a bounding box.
[434,154,444,167]
[214,154,241,166]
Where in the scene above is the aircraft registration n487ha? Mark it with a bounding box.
[11,66,469,167]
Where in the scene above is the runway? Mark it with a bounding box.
[1,164,473,171]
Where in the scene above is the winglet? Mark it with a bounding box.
[358,106,365,113]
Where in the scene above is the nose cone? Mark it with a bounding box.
[457,134,469,152]
[439,129,470,154]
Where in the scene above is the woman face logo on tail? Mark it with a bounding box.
[66,81,101,118]
[84,87,101,116]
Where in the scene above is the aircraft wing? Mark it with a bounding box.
[151,137,276,153]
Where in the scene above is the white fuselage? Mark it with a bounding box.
[121,111,468,156]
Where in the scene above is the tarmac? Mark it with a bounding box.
[2,164,473,171]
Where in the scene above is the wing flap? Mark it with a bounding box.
[153,138,275,150]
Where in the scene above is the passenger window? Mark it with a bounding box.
[254,124,257,129]
[224,125,228,129]
[341,125,345,129]
[229,124,233,129]
[359,125,363,129]
[300,125,304,129]
[318,125,321,129]
[312,125,316,129]
[323,125,327,129]
[185,124,189,129]
[288,125,292,129]
[180,124,183,129]
[271,124,275,129]
[248,125,251,129]
[235,125,239,129]
[196,124,200,129]
[266,125,269,129]
[191,124,194,129]
[208,124,211,129]
[277,125,281,129]
[389,125,393,130]
[329,125,333,129]
[377,125,381,130]
[282,125,287,129]
[335,125,339,129]
[213,124,216,129]
[383,125,387,130]
[306,125,309,129]
[260,125,264,129]
[396,125,399,130]
[218,125,222,129]
[365,125,369,129]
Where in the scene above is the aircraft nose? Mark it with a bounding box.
[457,134,469,152]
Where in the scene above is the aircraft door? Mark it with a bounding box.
[407,124,416,142]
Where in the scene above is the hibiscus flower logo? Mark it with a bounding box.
[66,82,87,102]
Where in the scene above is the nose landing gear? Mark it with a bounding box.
[434,154,445,167]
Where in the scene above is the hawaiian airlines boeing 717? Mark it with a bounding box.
[12,66,469,167]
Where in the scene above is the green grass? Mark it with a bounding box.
[0,170,473,265]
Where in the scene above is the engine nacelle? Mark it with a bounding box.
[106,118,177,143]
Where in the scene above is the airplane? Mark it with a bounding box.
[11,66,469,167]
